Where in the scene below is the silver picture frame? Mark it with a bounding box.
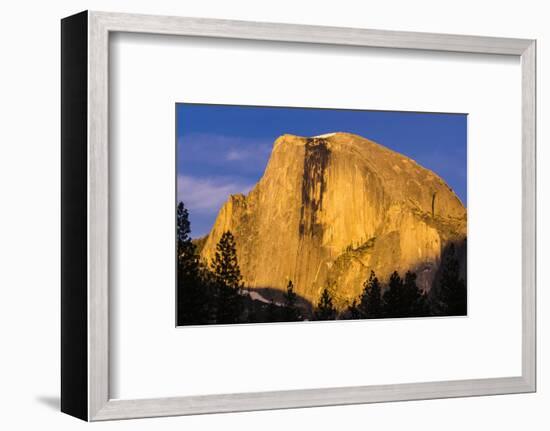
[61,10,536,421]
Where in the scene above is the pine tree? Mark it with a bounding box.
[437,243,467,316]
[176,202,209,325]
[177,202,197,275]
[282,280,301,321]
[358,270,382,318]
[345,299,362,320]
[402,271,423,317]
[382,271,402,317]
[382,270,423,318]
[314,288,337,321]
[211,231,244,324]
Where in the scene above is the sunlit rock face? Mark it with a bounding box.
[200,132,467,309]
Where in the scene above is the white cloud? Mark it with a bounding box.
[178,133,272,171]
[225,149,249,161]
[177,175,254,213]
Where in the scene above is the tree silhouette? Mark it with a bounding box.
[345,299,362,320]
[314,288,337,321]
[177,202,196,273]
[382,271,403,317]
[437,243,467,316]
[383,270,424,318]
[176,202,209,325]
[358,270,382,318]
[211,231,244,324]
[402,271,425,316]
[282,280,301,321]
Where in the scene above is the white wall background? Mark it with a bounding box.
[0,0,546,429]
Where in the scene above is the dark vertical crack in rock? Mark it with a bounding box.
[299,138,330,238]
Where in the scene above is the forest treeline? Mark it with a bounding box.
[177,202,467,326]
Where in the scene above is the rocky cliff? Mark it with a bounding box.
[199,132,466,310]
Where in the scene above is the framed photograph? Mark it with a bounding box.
[61,11,536,421]
[175,103,468,326]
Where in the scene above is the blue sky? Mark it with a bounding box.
[177,103,467,238]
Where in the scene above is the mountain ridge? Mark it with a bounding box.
[199,132,467,309]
